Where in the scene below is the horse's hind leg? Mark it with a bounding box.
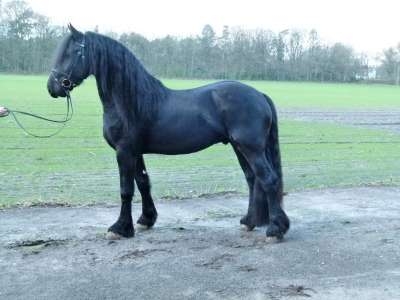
[233,147,267,231]
[237,146,289,239]
[135,156,158,228]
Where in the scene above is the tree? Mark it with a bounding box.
[218,25,230,78]
[4,0,35,39]
[178,37,198,78]
[230,28,251,79]
[380,46,400,84]
[0,0,6,37]
[328,43,354,81]
[120,32,150,64]
[306,29,321,80]
[288,30,304,80]
[198,24,217,77]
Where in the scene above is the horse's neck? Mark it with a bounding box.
[94,75,119,118]
[90,43,168,123]
[95,77,112,106]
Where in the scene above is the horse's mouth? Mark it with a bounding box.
[49,91,59,98]
[48,87,68,99]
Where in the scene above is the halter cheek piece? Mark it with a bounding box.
[51,38,86,90]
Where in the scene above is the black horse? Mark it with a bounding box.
[47,25,290,239]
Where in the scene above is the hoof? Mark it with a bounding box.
[105,231,125,240]
[240,224,255,231]
[108,219,135,238]
[137,211,157,228]
[266,213,290,239]
[240,215,256,231]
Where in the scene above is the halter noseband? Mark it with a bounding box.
[51,38,86,90]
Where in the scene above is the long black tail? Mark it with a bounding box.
[264,94,283,204]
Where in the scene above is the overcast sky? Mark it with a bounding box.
[27,0,399,56]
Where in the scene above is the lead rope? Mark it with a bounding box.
[0,91,74,138]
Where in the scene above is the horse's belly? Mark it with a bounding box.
[145,127,226,155]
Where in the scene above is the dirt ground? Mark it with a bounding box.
[1,186,400,300]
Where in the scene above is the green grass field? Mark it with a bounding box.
[1,74,400,208]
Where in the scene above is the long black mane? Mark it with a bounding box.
[85,32,168,123]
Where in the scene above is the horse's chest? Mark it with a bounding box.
[103,116,124,148]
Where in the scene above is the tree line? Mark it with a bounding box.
[0,0,399,84]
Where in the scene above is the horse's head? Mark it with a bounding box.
[47,24,89,98]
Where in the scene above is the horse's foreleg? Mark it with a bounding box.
[135,156,158,228]
[108,147,136,238]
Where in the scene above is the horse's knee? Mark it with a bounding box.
[244,170,255,186]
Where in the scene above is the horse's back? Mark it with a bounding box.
[181,80,266,102]
[175,79,271,117]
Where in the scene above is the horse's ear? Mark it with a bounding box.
[68,23,83,40]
